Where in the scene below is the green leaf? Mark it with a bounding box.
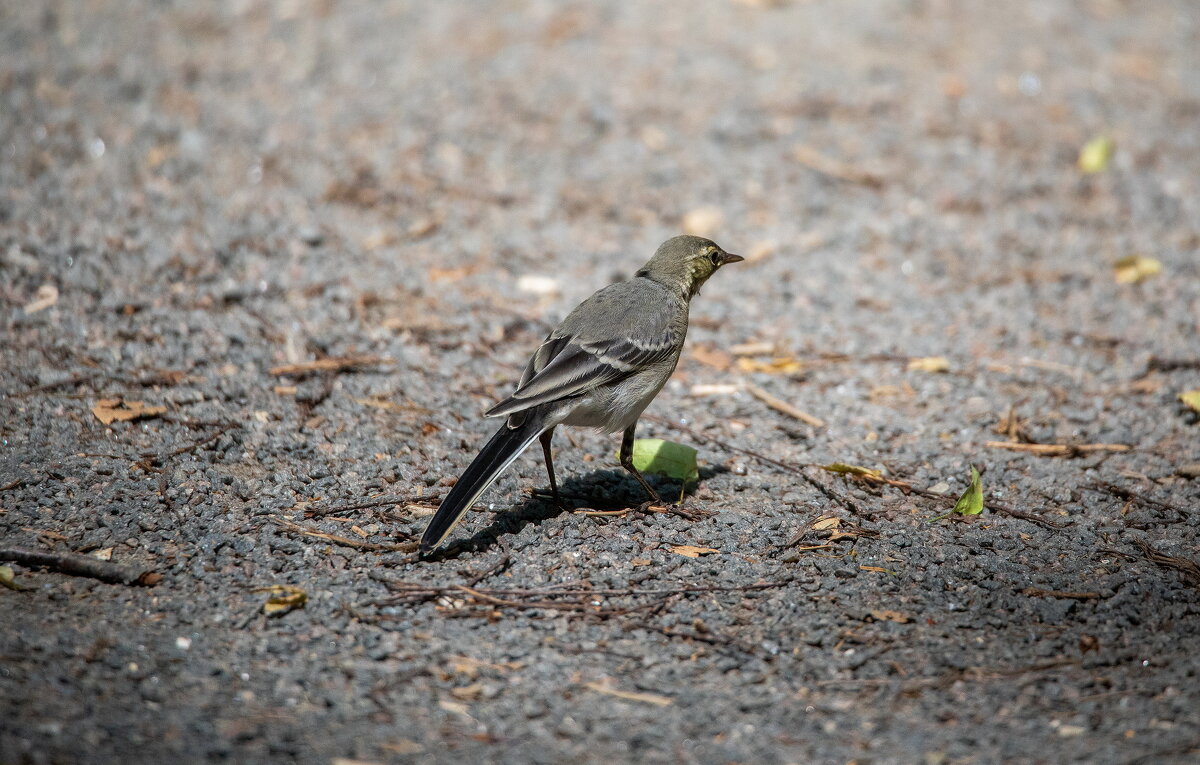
[952,467,984,516]
[1078,135,1114,173]
[626,439,699,485]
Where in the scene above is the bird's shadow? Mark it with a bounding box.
[422,464,728,561]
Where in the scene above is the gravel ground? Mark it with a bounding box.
[2,1,1199,763]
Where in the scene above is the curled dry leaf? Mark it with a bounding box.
[92,399,167,425]
[255,584,308,616]
[952,467,985,516]
[811,516,841,531]
[24,284,59,314]
[1179,390,1200,413]
[669,544,719,558]
[820,463,883,480]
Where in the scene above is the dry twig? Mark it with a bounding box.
[0,548,160,586]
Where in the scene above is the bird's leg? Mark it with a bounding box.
[619,423,663,506]
[539,428,564,509]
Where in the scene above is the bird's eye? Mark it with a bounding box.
[708,249,722,266]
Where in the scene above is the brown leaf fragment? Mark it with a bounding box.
[1022,588,1102,600]
[984,441,1130,457]
[669,544,719,558]
[269,355,390,377]
[92,399,167,425]
[867,609,912,623]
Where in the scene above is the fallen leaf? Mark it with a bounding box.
[930,466,985,521]
[254,584,307,617]
[1078,135,1114,173]
[1180,391,1200,413]
[585,680,673,706]
[811,516,841,530]
[92,547,113,561]
[0,565,28,591]
[689,383,741,396]
[626,439,699,485]
[868,609,912,623]
[670,544,719,558]
[630,558,652,566]
[952,467,985,516]
[1113,255,1162,284]
[736,356,803,374]
[820,463,883,479]
[859,565,898,574]
[24,284,59,314]
[92,399,167,425]
[907,356,951,373]
[689,345,732,371]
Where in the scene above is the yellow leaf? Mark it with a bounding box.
[1180,390,1200,413]
[859,565,898,574]
[820,463,883,479]
[0,565,25,591]
[254,584,307,616]
[1113,255,1162,284]
[92,399,168,425]
[907,356,951,373]
[811,516,841,530]
[736,357,804,374]
[1078,135,1114,173]
[669,544,719,558]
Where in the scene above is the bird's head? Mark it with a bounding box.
[636,235,743,297]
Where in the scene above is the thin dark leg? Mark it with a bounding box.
[619,422,662,504]
[539,429,563,507]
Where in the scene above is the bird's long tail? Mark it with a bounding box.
[419,414,546,553]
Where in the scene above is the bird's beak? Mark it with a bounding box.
[719,252,744,265]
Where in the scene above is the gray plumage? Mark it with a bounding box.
[420,235,743,553]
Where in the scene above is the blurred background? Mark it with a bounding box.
[2,2,1199,763]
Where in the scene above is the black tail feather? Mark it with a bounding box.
[419,416,545,553]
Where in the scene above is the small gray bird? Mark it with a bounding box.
[420,235,743,553]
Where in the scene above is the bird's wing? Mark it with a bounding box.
[485,281,681,418]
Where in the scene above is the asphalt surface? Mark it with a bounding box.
[2,1,1199,763]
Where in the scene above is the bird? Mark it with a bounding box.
[419,235,743,553]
